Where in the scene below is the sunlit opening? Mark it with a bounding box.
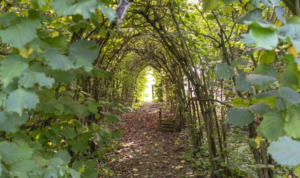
[142,70,155,101]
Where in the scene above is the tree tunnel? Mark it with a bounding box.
[1,0,297,177]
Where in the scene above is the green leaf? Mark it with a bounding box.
[214,63,234,79]
[82,168,98,178]
[72,161,84,172]
[66,168,80,178]
[51,0,75,15]
[19,69,54,89]
[10,160,39,178]
[268,137,300,166]
[235,71,251,93]
[90,123,99,132]
[0,18,40,49]
[71,140,86,153]
[0,92,7,107]
[252,90,279,99]
[69,40,99,72]
[248,102,271,116]
[45,130,62,144]
[284,106,300,138]
[4,88,40,116]
[253,63,276,77]
[230,59,249,67]
[88,104,98,114]
[258,51,276,64]
[203,0,219,12]
[0,111,28,133]
[276,6,286,25]
[61,125,77,139]
[42,34,68,49]
[280,71,299,90]
[102,112,120,123]
[63,0,97,19]
[237,8,262,24]
[222,0,238,6]
[81,132,92,143]
[246,74,276,90]
[226,107,254,127]
[240,34,255,47]
[0,12,17,27]
[44,49,75,71]
[0,141,33,164]
[0,55,28,87]
[98,4,116,22]
[54,150,71,165]
[260,112,285,141]
[279,87,300,105]
[85,160,96,169]
[51,70,77,84]
[249,25,278,50]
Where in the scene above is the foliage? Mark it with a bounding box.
[0,0,126,177]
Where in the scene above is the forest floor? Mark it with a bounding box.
[107,102,197,178]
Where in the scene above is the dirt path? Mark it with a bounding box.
[108,102,194,178]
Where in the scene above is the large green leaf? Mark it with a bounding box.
[249,25,278,50]
[51,0,75,15]
[237,8,262,24]
[252,90,279,99]
[248,102,271,116]
[61,125,77,139]
[235,71,251,93]
[66,168,80,178]
[0,55,28,87]
[69,40,99,72]
[98,4,116,22]
[64,0,97,19]
[0,141,33,164]
[276,6,286,25]
[0,18,40,49]
[252,63,276,77]
[246,74,276,90]
[82,168,98,178]
[0,111,28,133]
[214,63,234,79]
[19,69,54,89]
[44,49,75,71]
[10,160,39,178]
[284,106,300,138]
[226,107,254,127]
[279,87,300,104]
[203,0,219,12]
[45,130,61,145]
[51,70,77,84]
[280,71,299,90]
[71,140,86,153]
[258,51,276,64]
[0,12,17,27]
[230,59,249,67]
[222,0,238,6]
[0,92,7,107]
[260,112,285,141]
[4,88,40,116]
[54,150,72,165]
[268,137,300,166]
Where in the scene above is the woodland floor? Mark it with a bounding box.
[107,102,198,178]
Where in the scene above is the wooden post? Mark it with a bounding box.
[152,85,154,101]
[158,108,162,131]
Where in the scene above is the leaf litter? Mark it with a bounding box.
[107,102,197,178]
